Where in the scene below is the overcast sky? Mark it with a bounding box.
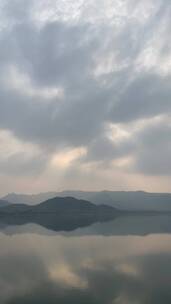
[0,0,171,195]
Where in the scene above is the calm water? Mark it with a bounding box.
[1,216,171,304]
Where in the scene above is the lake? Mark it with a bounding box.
[1,216,171,304]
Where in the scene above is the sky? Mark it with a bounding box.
[0,0,171,196]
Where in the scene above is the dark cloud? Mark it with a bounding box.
[133,119,171,175]
[82,135,134,164]
[0,0,170,183]
[110,73,171,123]
[3,0,33,22]
[0,20,109,149]
[0,152,47,176]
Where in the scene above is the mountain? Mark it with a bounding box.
[0,200,10,207]
[0,197,119,231]
[2,192,57,205]
[0,196,117,217]
[0,199,171,235]
[2,191,171,211]
[1,196,171,234]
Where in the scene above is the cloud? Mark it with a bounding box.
[0,130,48,177]
[110,73,171,123]
[132,116,171,175]
[0,0,171,193]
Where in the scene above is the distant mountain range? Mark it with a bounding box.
[2,190,171,211]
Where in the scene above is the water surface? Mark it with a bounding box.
[1,217,171,304]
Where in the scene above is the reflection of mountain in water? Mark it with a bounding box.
[77,214,171,236]
[0,197,171,236]
[0,196,119,232]
[1,214,171,236]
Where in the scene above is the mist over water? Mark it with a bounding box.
[1,219,171,304]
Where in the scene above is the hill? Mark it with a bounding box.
[0,200,11,207]
[0,197,118,231]
[2,191,171,211]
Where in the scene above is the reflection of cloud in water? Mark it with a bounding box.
[0,230,171,303]
[49,263,88,289]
